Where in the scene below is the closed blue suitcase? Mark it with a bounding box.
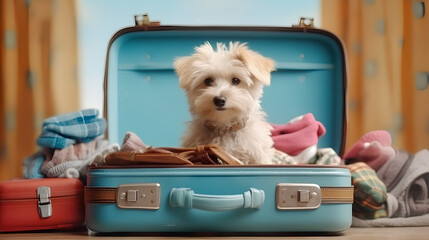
[85,16,352,233]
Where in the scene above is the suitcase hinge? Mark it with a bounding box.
[116,183,161,209]
[37,186,52,218]
[134,14,161,27]
[294,17,314,29]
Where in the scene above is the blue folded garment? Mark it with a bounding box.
[23,151,45,178]
[37,109,106,149]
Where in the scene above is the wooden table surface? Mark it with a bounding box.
[1,227,428,239]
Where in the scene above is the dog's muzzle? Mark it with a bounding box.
[213,96,226,109]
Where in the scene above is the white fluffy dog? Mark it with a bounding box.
[174,42,275,164]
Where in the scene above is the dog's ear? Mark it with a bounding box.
[174,56,196,89]
[231,43,275,86]
[174,42,214,89]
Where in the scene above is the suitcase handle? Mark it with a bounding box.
[169,188,264,211]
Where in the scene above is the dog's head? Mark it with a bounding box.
[174,42,275,126]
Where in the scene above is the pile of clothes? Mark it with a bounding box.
[23,109,119,181]
[268,115,429,226]
[342,130,429,227]
[270,113,341,165]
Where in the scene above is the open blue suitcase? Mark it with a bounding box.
[85,16,353,233]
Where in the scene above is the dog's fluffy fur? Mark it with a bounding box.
[174,42,275,164]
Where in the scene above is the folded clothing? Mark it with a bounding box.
[348,162,388,219]
[377,150,413,193]
[36,109,106,149]
[23,151,45,178]
[377,150,429,218]
[45,140,119,180]
[40,140,97,175]
[271,113,326,157]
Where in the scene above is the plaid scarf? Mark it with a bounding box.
[348,162,388,219]
[37,109,106,149]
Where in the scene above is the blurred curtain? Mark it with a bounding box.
[321,0,429,153]
[0,0,79,181]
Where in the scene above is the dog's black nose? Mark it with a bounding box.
[213,96,226,107]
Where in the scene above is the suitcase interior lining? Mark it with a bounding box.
[106,29,345,154]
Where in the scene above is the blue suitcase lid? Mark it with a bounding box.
[104,25,347,155]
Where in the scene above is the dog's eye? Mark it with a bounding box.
[232,78,241,85]
[204,78,214,86]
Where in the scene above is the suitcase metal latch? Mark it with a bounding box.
[37,186,52,218]
[276,183,321,210]
[116,183,160,209]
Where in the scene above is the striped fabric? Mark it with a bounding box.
[37,109,106,149]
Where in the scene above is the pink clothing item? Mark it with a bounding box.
[41,140,97,174]
[271,113,326,156]
[344,130,396,171]
[344,130,392,160]
[120,131,148,152]
[358,142,396,170]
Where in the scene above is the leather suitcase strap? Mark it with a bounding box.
[85,187,117,203]
[318,187,354,203]
[84,186,354,204]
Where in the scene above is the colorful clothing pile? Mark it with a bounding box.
[270,113,341,165]
[344,130,429,227]
[23,109,117,181]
